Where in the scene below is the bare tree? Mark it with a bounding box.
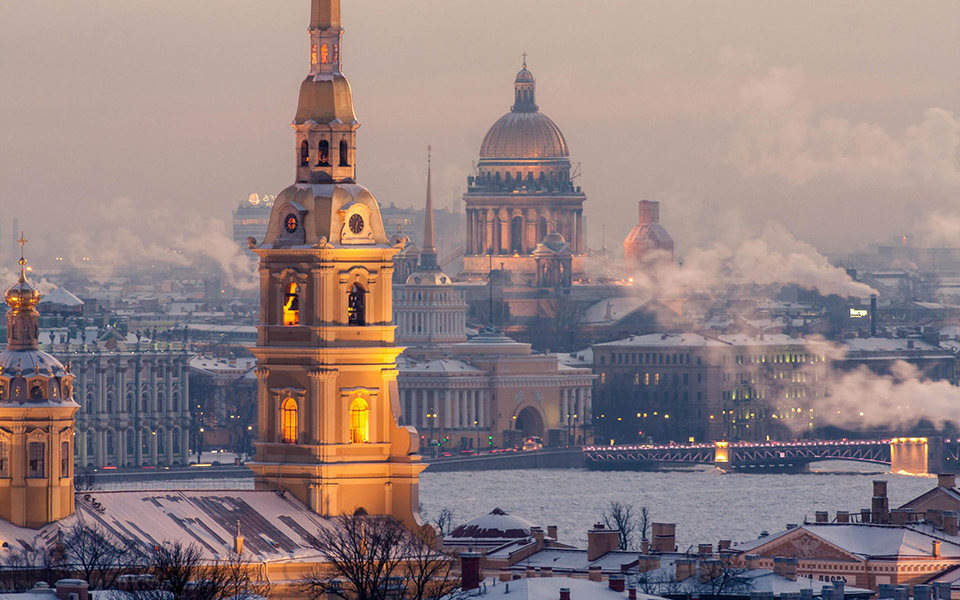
[0,539,63,592]
[74,468,99,492]
[638,506,651,543]
[60,522,143,589]
[434,508,455,537]
[139,542,269,600]
[300,513,462,600]
[692,556,751,600]
[601,501,638,551]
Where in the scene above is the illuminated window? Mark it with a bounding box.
[28,442,45,478]
[350,398,370,443]
[300,140,309,167]
[283,282,300,326]
[61,441,70,478]
[281,398,298,444]
[318,140,330,166]
[339,139,350,167]
[332,44,339,63]
[321,43,329,64]
[311,44,318,64]
[348,283,365,326]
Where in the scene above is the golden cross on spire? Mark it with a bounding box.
[522,52,527,67]
[17,232,27,269]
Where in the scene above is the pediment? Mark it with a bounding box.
[753,530,861,561]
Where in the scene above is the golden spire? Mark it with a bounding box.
[420,146,438,270]
[5,231,42,351]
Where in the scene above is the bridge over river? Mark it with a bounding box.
[584,437,960,474]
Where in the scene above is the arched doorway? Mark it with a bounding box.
[510,216,524,253]
[515,407,544,439]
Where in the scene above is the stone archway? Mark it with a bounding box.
[515,406,544,439]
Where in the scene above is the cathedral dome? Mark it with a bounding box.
[404,271,452,286]
[479,111,569,159]
[447,508,537,546]
[294,74,358,126]
[515,66,535,83]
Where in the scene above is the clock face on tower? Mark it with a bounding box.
[285,214,299,233]
[349,214,364,234]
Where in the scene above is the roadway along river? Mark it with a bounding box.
[418,462,936,549]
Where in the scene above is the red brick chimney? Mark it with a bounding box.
[944,511,959,536]
[560,588,571,600]
[460,552,482,591]
[609,575,626,592]
[940,474,957,489]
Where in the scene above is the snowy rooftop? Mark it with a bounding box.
[460,576,667,600]
[594,333,722,349]
[402,359,486,374]
[189,356,257,376]
[0,490,330,563]
[842,337,946,354]
[581,298,653,325]
[37,286,83,307]
[734,523,960,560]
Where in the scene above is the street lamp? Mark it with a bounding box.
[474,420,479,450]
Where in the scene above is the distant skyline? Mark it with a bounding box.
[2,1,959,268]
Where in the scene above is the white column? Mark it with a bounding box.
[444,390,452,428]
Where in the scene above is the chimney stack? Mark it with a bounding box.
[745,554,761,570]
[718,539,732,551]
[560,588,571,600]
[651,523,677,553]
[609,575,626,593]
[540,567,552,578]
[836,511,850,523]
[548,525,559,540]
[773,557,798,581]
[500,570,513,583]
[675,558,696,582]
[55,580,90,600]
[698,543,713,556]
[641,539,650,554]
[940,474,957,489]
[460,553,482,591]
[588,566,603,582]
[934,540,942,558]
[872,480,890,523]
[587,523,620,561]
[915,585,933,600]
[628,587,637,600]
[700,559,722,583]
[815,511,829,523]
[944,511,959,536]
[233,521,244,555]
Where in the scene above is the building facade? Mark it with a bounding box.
[232,193,276,250]
[624,200,674,272]
[462,60,586,284]
[246,0,424,528]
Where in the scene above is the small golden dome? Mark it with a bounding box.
[5,269,41,313]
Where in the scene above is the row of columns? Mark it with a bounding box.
[466,207,584,256]
[560,387,592,426]
[71,357,190,420]
[401,388,488,431]
[76,425,187,467]
[395,309,466,340]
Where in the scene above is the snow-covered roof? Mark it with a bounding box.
[402,359,485,374]
[595,333,722,348]
[734,523,960,560]
[446,508,537,548]
[458,576,667,600]
[716,334,808,347]
[581,297,653,325]
[0,490,330,563]
[189,356,257,376]
[37,286,83,307]
[843,338,945,354]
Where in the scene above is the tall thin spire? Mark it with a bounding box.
[419,146,438,270]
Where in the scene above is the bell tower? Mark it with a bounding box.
[0,237,79,528]
[295,0,358,185]
[248,0,425,529]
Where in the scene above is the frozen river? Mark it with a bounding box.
[419,462,937,549]
[97,461,937,550]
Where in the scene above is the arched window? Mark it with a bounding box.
[61,441,70,477]
[126,429,135,456]
[157,429,166,455]
[311,43,318,65]
[28,442,45,478]
[300,140,309,167]
[516,89,522,103]
[281,398,298,444]
[510,216,524,253]
[86,430,95,456]
[339,139,350,167]
[318,140,330,166]
[172,428,181,454]
[106,393,114,414]
[124,392,133,413]
[141,429,150,457]
[30,385,44,400]
[321,43,329,64]
[172,392,180,413]
[349,398,369,444]
[283,282,300,326]
[106,430,115,455]
[157,392,165,413]
[348,283,365,326]
[141,393,149,413]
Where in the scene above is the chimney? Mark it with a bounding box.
[638,555,661,573]
[745,554,761,570]
[873,480,890,523]
[934,540,942,558]
[815,511,829,523]
[800,589,813,600]
[773,557,798,581]
[700,559,722,583]
[500,570,513,583]
[933,582,952,600]
[940,474,957,489]
[641,539,650,554]
[944,511,959,536]
[675,558,696,582]
[588,523,620,561]
[460,553,482,591]
[861,508,872,523]
[588,566,603,582]
[560,588,571,600]
[233,521,244,555]
[833,580,845,600]
[915,585,933,600]
[718,539,732,551]
[609,575,626,593]
[540,567,552,578]
[526,566,536,579]
[928,509,945,528]
[698,543,713,556]
[890,509,911,526]
[531,526,545,546]
[547,525,558,540]
[836,511,850,523]
[651,523,677,553]
[55,580,90,600]
[870,295,877,337]
[628,587,637,600]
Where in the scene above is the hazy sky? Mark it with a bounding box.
[2,1,959,268]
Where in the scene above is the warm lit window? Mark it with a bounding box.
[28,442,45,478]
[311,44,318,64]
[0,442,8,478]
[283,282,300,326]
[347,283,365,326]
[60,441,70,478]
[350,398,369,444]
[300,141,309,167]
[318,140,330,166]
[281,398,298,444]
[321,43,329,64]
